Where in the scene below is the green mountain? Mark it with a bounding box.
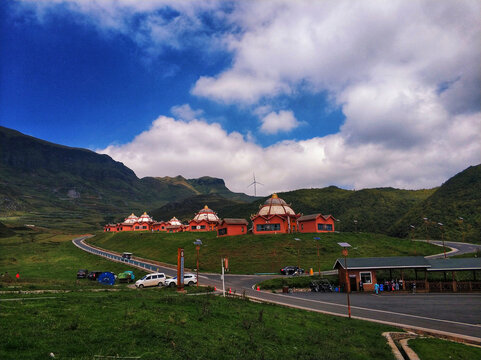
[2,126,478,241]
[168,186,435,234]
[0,126,255,231]
[389,164,481,243]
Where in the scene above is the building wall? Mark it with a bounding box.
[189,220,216,232]
[338,268,377,292]
[217,224,247,237]
[252,215,289,235]
[298,217,335,233]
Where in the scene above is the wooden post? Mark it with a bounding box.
[452,271,457,292]
[424,270,429,292]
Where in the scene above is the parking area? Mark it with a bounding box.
[284,291,481,327]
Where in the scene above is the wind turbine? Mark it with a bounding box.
[248,173,263,197]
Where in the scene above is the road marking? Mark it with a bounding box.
[265,292,481,329]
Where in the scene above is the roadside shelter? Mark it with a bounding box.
[333,256,481,293]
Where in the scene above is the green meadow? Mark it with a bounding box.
[1,290,398,360]
[89,231,441,274]
[0,227,147,290]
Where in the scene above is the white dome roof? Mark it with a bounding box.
[193,205,220,222]
[257,194,296,216]
[169,217,181,226]
[138,212,153,223]
[123,213,138,224]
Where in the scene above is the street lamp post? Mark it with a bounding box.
[193,239,202,287]
[336,219,341,232]
[410,225,416,255]
[354,219,358,233]
[438,223,446,259]
[294,238,301,269]
[423,217,429,243]
[458,217,465,243]
[314,237,321,276]
[338,242,352,319]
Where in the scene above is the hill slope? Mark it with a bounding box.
[0,126,255,231]
[389,164,481,243]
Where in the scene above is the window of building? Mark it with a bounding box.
[218,228,227,236]
[200,225,206,229]
[360,272,372,284]
[142,226,147,229]
[241,227,244,232]
[135,226,139,229]
[301,224,304,230]
[191,226,196,230]
[256,223,281,232]
[317,224,333,231]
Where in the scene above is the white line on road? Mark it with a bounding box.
[265,292,481,329]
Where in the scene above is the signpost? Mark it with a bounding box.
[338,242,351,319]
[177,248,184,291]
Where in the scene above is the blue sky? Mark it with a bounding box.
[1,0,480,195]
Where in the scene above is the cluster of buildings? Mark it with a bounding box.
[103,193,336,237]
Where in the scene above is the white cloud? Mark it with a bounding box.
[259,110,300,134]
[170,104,204,121]
[98,111,481,195]
[17,1,481,193]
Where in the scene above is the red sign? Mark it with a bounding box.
[177,248,184,291]
[342,248,348,257]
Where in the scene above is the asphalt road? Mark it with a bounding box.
[424,240,481,258]
[73,236,481,342]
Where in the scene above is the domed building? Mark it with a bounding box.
[103,212,156,232]
[189,205,220,231]
[251,194,301,234]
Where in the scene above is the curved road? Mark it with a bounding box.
[73,236,481,343]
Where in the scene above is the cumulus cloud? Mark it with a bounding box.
[170,104,204,121]
[98,111,481,195]
[16,0,481,193]
[259,110,301,134]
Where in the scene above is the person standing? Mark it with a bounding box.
[374,282,379,295]
[359,280,364,292]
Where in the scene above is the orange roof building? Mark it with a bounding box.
[217,218,249,237]
[189,205,220,231]
[298,214,336,233]
[251,194,301,235]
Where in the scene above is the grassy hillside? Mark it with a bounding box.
[389,164,481,243]
[89,231,441,274]
[0,227,148,290]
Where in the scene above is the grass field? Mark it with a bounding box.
[89,231,442,274]
[0,228,147,290]
[408,337,481,360]
[0,290,399,360]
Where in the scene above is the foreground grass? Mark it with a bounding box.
[0,228,147,290]
[0,290,397,360]
[408,338,481,360]
[89,231,441,274]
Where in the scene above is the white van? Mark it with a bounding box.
[135,273,166,288]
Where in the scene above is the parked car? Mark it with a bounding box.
[77,269,89,279]
[118,271,135,283]
[87,271,104,281]
[135,273,166,288]
[280,266,304,275]
[165,273,197,287]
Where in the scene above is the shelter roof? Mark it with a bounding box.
[427,258,481,271]
[333,256,430,270]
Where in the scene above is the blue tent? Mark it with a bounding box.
[98,272,116,285]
